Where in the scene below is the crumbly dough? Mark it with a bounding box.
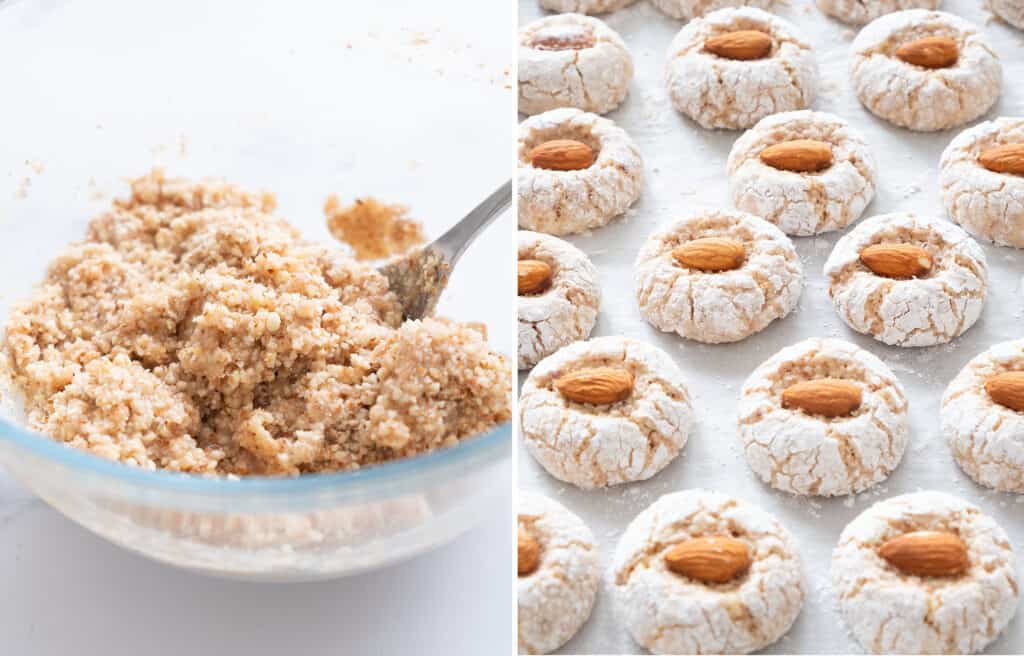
[824,212,987,347]
[665,8,819,130]
[518,492,600,655]
[518,231,601,369]
[634,209,803,343]
[816,0,940,26]
[727,110,878,236]
[849,10,1002,132]
[991,0,1024,29]
[519,14,633,116]
[323,196,425,261]
[518,108,643,235]
[939,117,1024,249]
[832,491,1019,654]
[612,489,806,655]
[519,336,694,488]
[651,0,775,20]
[942,339,1024,492]
[539,0,638,13]
[739,338,910,496]
[1,171,511,476]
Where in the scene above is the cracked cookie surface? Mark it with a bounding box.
[728,110,878,236]
[815,0,940,26]
[519,336,694,488]
[539,0,638,13]
[611,489,805,655]
[651,0,775,20]
[849,10,1002,132]
[665,7,819,130]
[832,491,1019,654]
[824,212,987,347]
[739,337,909,496]
[991,0,1024,29]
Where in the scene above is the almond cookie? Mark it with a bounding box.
[739,338,910,496]
[612,489,806,655]
[651,0,775,21]
[539,0,639,15]
[519,14,634,116]
[634,209,803,343]
[519,108,643,236]
[939,117,1024,249]
[519,336,694,488]
[816,0,940,26]
[850,10,1002,132]
[991,0,1024,29]
[824,212,987,347]
[728,111,878,236]
[942,339,1024,493]
[518,231,601,369]
[665,8,819,131]
[832,491,1019,654]
[518,492,600,655]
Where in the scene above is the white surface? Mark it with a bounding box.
[518,0,1024,653]
[0,0,514,653]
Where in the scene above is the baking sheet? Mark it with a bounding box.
[517,0,1024,653]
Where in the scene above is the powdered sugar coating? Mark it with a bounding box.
[728,111,878,236]
[520,336,694,488]
[939,117,1024,249]
[991,0,1024,29]
[739,338,910,496]
[824,212,988,347]
[519,108,644,236]
[518,231,601,369]
[665,8,819,130]
[518,492,600,655]
[832,491,1019,654]
[634,209,803,343]
[651,0,775,20]
[539,0,639,15]
[519,14,634,116]
[611,489,805,654]
[816,0,940,26]
[942,339,1024,492]
[850,10,1002,132]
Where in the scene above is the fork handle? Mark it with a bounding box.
[436,180,512,266]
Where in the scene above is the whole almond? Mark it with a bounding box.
[530,139,595,171]
[860,244,933,279]
[895,36,959,69]
[978,144,1024,176]
[664,536,752,583]
[518,527,541,577]
[985,372,1024,412]
[759,139,834,173]
[704,30,772,61]
[672,237,746,272]
[518,259,553,296]
[556,367,634,405]
[782,378,862,418]
[532,28,595,51]
[878,531,969,577]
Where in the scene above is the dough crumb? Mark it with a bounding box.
[324,195,426,261]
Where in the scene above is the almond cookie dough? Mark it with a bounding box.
[816,0,940,26]
[611,489,806,655]
[939,117,1024,249]
[518,107,643,236]
[634,209,803,343]
[519,14,634,116]
[518,231,601,369]
[728,111,878,236]
[539,0,638,14]
[519,336,694,488]
[739,338,910,496]
[651,0,775,21]
[665,8,819,131]
[942,339,1024,493]
[849,10,1002,132]
[832,491,1019,654]
[991,0,1024,29]
[824,212,987,347]
[518,492,600,655]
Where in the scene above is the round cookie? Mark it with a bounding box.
[651,0,774,21]
[939,117,1024,249]
[518,231,601,369]
[832,491,1019,654]
[539,0,639,14]
[519,336,694,488]
[991,0,1024,29]
[849,10,1002,132]
[518,492,600,655]
[665,8,819,130]
[816,0,940,26]
[727,110,878,236]
[824,212,987,347]
[634,209,803,343]
[518,108,643,236]
[519,14,634,116]
[739,337,910,496]
[942,339,1024,492]
[611,489,806,655]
